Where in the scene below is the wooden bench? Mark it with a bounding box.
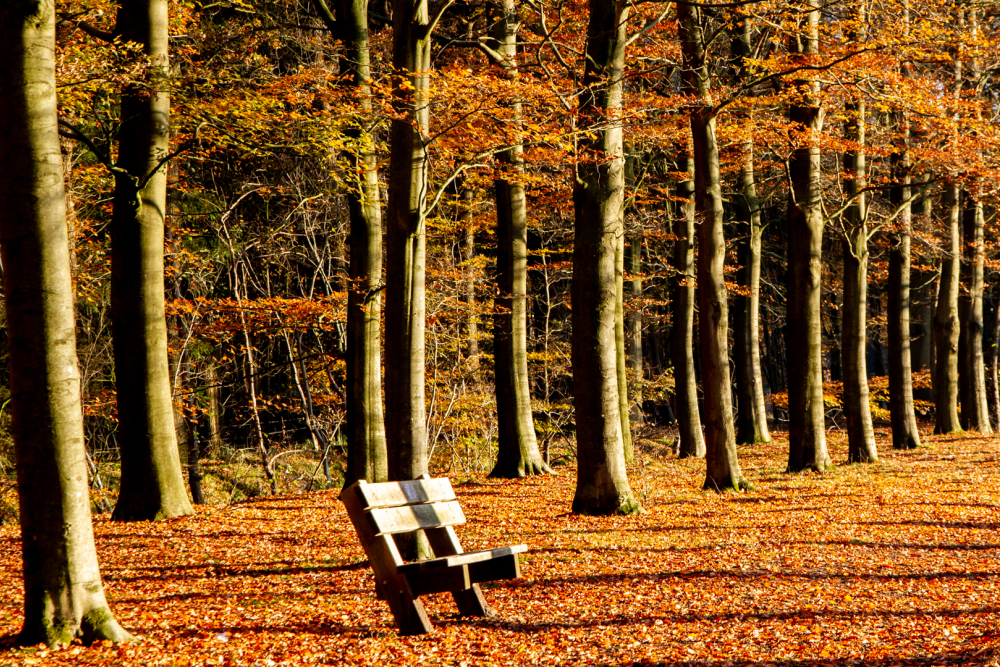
[341,474,527,634]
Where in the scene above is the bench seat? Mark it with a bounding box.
[395,545,528,574]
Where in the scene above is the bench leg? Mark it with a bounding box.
[452,584,495,618]
[381,575,433,635]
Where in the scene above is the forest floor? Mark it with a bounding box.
[2,428,1000,666]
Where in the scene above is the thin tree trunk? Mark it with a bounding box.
[786,0,831,472]
[314,0,389,486]
[934,183,962,433]
[841,19,877,463]
[462,190,479,366]
[385,0,432,482]
[111,0,193,521]
[490,0,550,478]
[961,197,991,432]
[992,296,1000,430]
[958,10,991,434]
[626,236,644,423]
[205,358,224,457]
[0,0,131,643]
[730,10,770,445]
[615,234,634,462]
[672,159,705,459]
[677,1,748,491]
[887,115,921,450]
[571,0,640,515]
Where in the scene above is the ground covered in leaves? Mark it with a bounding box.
[2,430,1000,666]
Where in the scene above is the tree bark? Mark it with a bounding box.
[934,184,962,433]
[0,0,132,644]
[462,191,479,366]
[490,0,551,478]
[571,0,640,515]
[841,30,877,462]
[672,159,705,459]
[887,120,921,450]
[730,11,770,446]
[886,2,922,450]
[615,235,634,462]
[626,235,644,424]
[677,1,748,491]
[385,0,432,482]
[111,0,194,521]
[316,0,389,486]
[785,0,831,472]
[960,196,991,432]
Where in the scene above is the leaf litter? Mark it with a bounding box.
[2,430,1000,666]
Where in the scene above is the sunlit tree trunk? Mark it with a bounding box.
[672,159,705,459]
[111,0,194,521]
[314,0,389,486]
[615,235,634,462]
[841,6,877,463]
[887,107,921,449]
[934,183,962,433]
[677,0,748,491]
[958,8,991,434]
[786,0,831,471]
[571,0,640,515]
[730,13,770,445]
[385,0,432,481]
[960,197,991,432]
[0,0,131,644]
[490,0,550,478]
[626,235,644,423]
[461,190,479,365]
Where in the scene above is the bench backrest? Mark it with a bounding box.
[348,477,466,536]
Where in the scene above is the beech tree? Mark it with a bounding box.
[672,159,705,459]
[677,1,748,490]
[384,0,435,482]
[105,0,194,521]
[312,0,389,486]
[0,0,130,645]
[489,0,552,478]
[785,0,831,472]
[571,0,640,515]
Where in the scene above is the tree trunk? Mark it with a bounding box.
[730,11,770,446]
[960,196,991,432]
[205,358,224,457]
[571,0,640,515]
[841,51,877,463]
[490,0,550,478]
[934,184,961,433]
[316,0,389,486]
[677,1,748,491]
[960,7,991,434]
[786,0,831,472]
[462,190,479,366]
[992,296,1000,430]
[672,159,705,459]
[626,236,644,424]
[887,121,921,450]
[385,0,432,482]
[0,0,131,644]
[111,0,194,521]
[615,234,634,462]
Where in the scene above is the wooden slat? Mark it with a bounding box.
[366,501,466,536]
[405,565,471,596]
[354,478,456,510]
[396,545,528,574]
[469,553,521,583]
